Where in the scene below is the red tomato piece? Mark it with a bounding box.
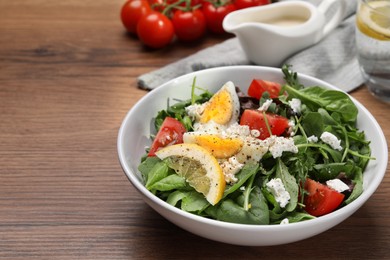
[148,117,187,157]
[239,109,289,140]
[171,9,206,42]
[248,79,282,99]
[234,0,270,9]
[202,1,237,34]
[304,178,345,217]
[121,0,152,34]
[137,11,175,48]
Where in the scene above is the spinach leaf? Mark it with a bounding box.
[223,162,259,198]
[209,186,269,225]
[282,212,315,224]
[166,190,209,213]
[166,190,187,206]
[145,161,170,190]
[149,174,188,192]
[138,156,162,183]
[181,191,210,213]
[284,85,358,124]
[301,112,324,137]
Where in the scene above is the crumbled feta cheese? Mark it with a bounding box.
[250,129,260,138]
[266,178,290,208]
[288,98,302,113]
[307,135,318,143]
[193,120,226,134]
[326,179,349,193]
[280,218,289,225]
[219,156,244,183]
[288,120,296,137]
[320,132,342,151]
[185,103,205,120]
[258,99,273,111]
[267,136,298,158]
[222,122,251,138]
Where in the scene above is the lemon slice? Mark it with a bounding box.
[357,0,390,40]
[155,143,226,205]
[200,81,240,125]
[183,133,243,159]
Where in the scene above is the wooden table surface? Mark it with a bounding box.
[1,0,389,259]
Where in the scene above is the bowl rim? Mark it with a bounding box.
[117,65,388,231]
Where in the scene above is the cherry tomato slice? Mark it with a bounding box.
[137,11,175,48]
[172,9,206,41]
[148,117,187,157]
[121,0,151,34]
[248,79,281,99]
[240,109,289,140]
[304,178,345,217]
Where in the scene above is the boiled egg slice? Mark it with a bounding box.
[199,81,240,126]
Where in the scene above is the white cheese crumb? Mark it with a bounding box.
[288,120,296,137]
[266,178,290,208]
[326,179,349,193]
[320,132,342,151]
[193,120,225,134]
[250,129,260,138]
[219,156,244,183]
[280,218,289,225]
[222,122,251,138]
[288,98,302,113]
[307,135,318,143]
[267,136,298,158]
[258,99,273,111]
[185,103,205,121]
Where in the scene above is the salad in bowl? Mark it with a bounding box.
[117,66,387,245]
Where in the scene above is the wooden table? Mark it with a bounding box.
[1,0,389,259]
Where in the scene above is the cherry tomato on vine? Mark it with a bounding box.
[148,0,166,12]
[137,11,175,48]
[121,0,152,34]
[167,0,204,8]
[172,9,206,41]
[234,0,270,10]
[202,1,237,34]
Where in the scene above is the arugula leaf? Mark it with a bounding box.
[345,168,363,204]
[275,158,298,212]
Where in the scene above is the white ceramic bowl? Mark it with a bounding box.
[117,66,387,246]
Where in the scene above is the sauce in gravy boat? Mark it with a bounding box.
[223,0,346,66]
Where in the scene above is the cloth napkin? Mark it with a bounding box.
[138,0,363,93]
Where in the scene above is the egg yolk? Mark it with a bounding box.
[190,134,243,159]
[200,89,233,125]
